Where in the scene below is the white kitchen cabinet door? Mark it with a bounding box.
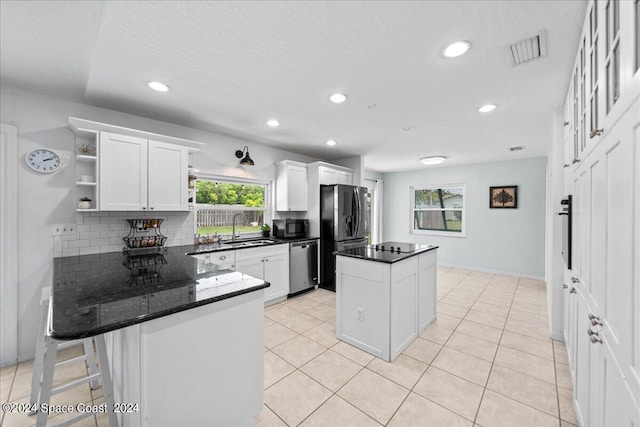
[235,257,264,281]
[318,167,337,185]
[417,251,437,333]
[99,132,148,211]
[263,253,289,302]
[318,166,353,186]
[335,170,353,185]
[147,140,188,211]
[276,161,307,211]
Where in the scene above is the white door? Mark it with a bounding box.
[0,124,18,366]
[263,253,289,301]
[147,140,188,211]
[99,132,148,211]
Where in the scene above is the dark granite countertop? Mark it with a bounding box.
[187,236,319,254]
[335,242,438,264]
[51,245,269,340]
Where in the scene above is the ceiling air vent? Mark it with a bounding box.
[509,146,525,152]
[508,30,547,66]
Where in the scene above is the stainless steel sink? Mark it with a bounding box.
[222,239,275,247]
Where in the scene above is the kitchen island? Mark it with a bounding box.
[52,245,269,426]
[335,242,438,362]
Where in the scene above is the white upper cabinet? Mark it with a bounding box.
[276,160,307,211]
[318,165,352,185]
[100,133,148,211]
[147,140,188,211]
[100,132,188,211]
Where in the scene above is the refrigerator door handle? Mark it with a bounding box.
[356,187,362,236]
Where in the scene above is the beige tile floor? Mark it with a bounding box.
[0,266,577,427]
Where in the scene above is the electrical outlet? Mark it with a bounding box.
[52,224,76,236]
[356,307,364,321]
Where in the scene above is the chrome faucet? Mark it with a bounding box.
[231,213,247,241]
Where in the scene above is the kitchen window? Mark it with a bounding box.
[410,185,465,237]
[195,179,268,237]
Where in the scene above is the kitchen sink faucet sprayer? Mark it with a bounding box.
[232,213,247,241]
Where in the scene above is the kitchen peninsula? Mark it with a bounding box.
[52,246,269,426]
[335,242,438,362]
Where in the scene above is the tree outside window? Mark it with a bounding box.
[195,180,267,236]
[411,185,465,237]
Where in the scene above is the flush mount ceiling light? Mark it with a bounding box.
[478,104,497,113]
[443,41,471,58]
[329,93,347,103]
[419,156,447,165]
[266,119,280,127]
[326,139,337,146]
[148,81,169,92]
[235,145,255,166]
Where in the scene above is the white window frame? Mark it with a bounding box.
[410,184,466,238]
[194,173,272,239]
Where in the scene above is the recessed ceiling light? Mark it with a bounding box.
[326,140,337,146]
[148,81,169,92]
[419,156,447,165]
[443,41,471,58]
[478,104,497,113]
[329,93,347,103]
[266,119,280,127]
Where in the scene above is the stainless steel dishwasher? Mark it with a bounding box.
[289,239,319,296]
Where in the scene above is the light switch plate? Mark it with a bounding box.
[52,224,76,236]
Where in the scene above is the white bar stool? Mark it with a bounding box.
[29,287,119,427]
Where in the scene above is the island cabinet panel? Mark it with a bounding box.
[336,258,389,359]
[105,291,264,427]
[418,251,437,333]
[389,258,419,360]
[336,249,437,362]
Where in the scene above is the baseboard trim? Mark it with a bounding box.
[438,263,545,282]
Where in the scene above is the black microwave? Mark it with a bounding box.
[273,219,309,239]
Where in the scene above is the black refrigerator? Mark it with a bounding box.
[320,184,368,291]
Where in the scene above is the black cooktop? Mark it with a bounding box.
[366,241,425,254]
[335,241,437,264]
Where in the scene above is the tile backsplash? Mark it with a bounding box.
[54,211,195,257]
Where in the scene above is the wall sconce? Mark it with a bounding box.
[235,145,255,166]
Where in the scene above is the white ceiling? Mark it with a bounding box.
[0,1,586,172]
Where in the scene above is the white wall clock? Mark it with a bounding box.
[25,148,62,173]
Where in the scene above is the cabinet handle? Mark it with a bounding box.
[220,255,226,260]
[569,287,577,294]
[571,277,580,284]
[589,313,602,326]
[142,207,147,210]
[590,335,603,344]
[587,328,599,336]
[563,284,569,289]
[572,158,580,164]
[590,128,603,138]
[265,258,269,262]
[150,207,155,210]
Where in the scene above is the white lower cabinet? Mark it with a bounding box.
[235,244,289,304]
[104,291,264,426]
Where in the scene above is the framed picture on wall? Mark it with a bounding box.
[490,185,518,208]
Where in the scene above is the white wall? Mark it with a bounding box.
[382,157,547,279]
[0,85,318,361]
